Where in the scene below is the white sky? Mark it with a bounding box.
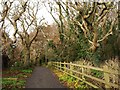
[37,4,55,25]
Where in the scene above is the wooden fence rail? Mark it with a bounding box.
[48,61,120,89]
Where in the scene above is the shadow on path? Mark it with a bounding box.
[25,67,68,89]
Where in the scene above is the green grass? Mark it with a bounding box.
[2,68,33,89]
[10,73,28,78]
[2,78,25,88]
[21,69,33,73]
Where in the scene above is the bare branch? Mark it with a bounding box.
[7,0,27,43]
[14,1,27,21]
[0,1,13,22]
[98,18,117,42]
[0,1,13,31]
[17,32,24,45]
[73,19,87,38]
[29,18,44,46]
[20,19,28,36]
[83,2,96,19]
[46,3,60,26]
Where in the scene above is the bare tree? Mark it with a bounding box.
[16,1,44,66]
[74,2,117,52]
[46,1,65,43]
[0,0,45,66]
[7,0,28,43]
[56,1,118,52]
[0,1,13,30]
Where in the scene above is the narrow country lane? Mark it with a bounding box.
[25,67,68,89]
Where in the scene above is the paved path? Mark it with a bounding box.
[25,67,67,88]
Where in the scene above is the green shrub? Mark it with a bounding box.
[21,69,33,73]
[91,69,103,78]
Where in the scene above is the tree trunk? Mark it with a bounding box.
[91,30,98,52]
[58,2,64,43]
[24,46,30,66]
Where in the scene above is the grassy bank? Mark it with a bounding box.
[2,67,33,89]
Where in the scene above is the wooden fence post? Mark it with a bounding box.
[60,61,61,70]
[70,62,73,75]
[103,65,110,88]
[82,67,85,80]
[81,63,85,80]
[48,61,51,67]
[64,61,66,72]
[57,62,59,69]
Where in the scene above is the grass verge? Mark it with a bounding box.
[52,69,88,89]
[2,67,33,89]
